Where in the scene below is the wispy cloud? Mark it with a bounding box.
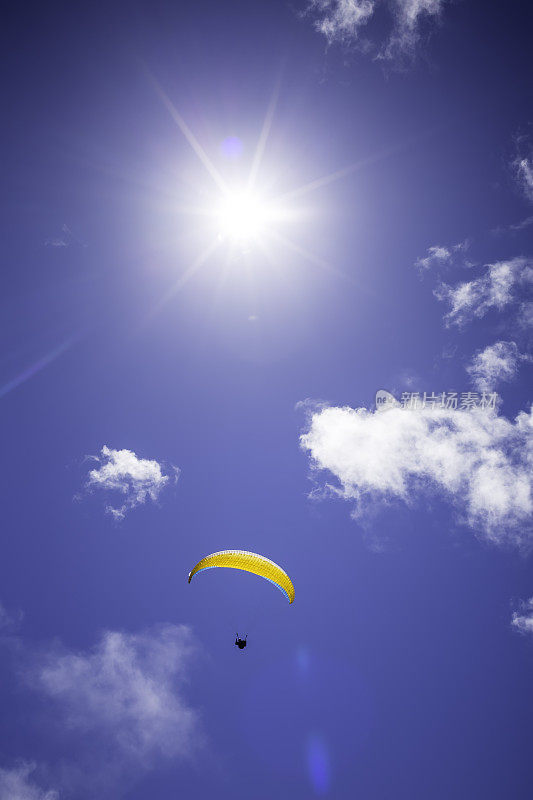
[416,244,452,270]
[518,301,533,330]
[304,0,376,47]
[380,0,445,62]
[1,623,203,799]
[300,402,533,545]
[0,763,58,800]
[434,257,533,328]
[511,598,533,635]
[516,158,533,202]
[465,341,528,392]
[492,215,533,236]
[32,625,201,767]
[303,0,447,62]
[82,446,179,520]
[513,135,533,203]
[415,239,470,272]
[492,135,533,235]
[45,224,86,249]
[0,602,23,632]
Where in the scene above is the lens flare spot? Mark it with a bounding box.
[306,733,330,795]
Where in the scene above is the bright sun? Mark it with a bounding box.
[215,190,275,244]
[149,76,347,293]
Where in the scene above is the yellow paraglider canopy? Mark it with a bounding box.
[188,549,295,604]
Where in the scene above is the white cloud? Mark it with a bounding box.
[415,240,469,272]
[300,402,533,545]
[306,0,376,46]
[466,341,525,392]
[3,624,202,798]
[381,0,445,61]
[519,301,533,330]
[515,157,533,203]
[492,216,533,236]
[32,624,202,768]
[0,763,58,800]
[442,343,457,359]
[509,215,533,232]
[84,445,179,519]
[45,225,81,249]
[303,0,446,61]
[434,257,533,328]
[512,598,533,635]
[517,158,533,200]
[415,245,451,271]
[511,133,533,203]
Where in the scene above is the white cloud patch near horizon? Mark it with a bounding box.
[83,445,179,520]
[434,257,533,328]
[0,763,58,800]
[300,402,533,546]
[303,0,446,61]
[512,598,533,635]
[465,341,527,393]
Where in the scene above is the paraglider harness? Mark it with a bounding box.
[235,633,247,650]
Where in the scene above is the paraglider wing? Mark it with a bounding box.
[188,549,295,604]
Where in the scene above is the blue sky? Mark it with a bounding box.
[1,1,533,798]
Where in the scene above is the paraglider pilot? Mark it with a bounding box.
[235,633,247,650]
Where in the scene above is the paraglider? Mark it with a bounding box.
[188,549,295,602]
[188,549,294,647]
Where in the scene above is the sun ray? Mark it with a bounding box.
[0,336,78,399]
[247,67,284,193]
[269,230,352,283]
[147,72,228,195]
[277,135,426,203]
[277,162,367,202]
[146,237,221,322]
